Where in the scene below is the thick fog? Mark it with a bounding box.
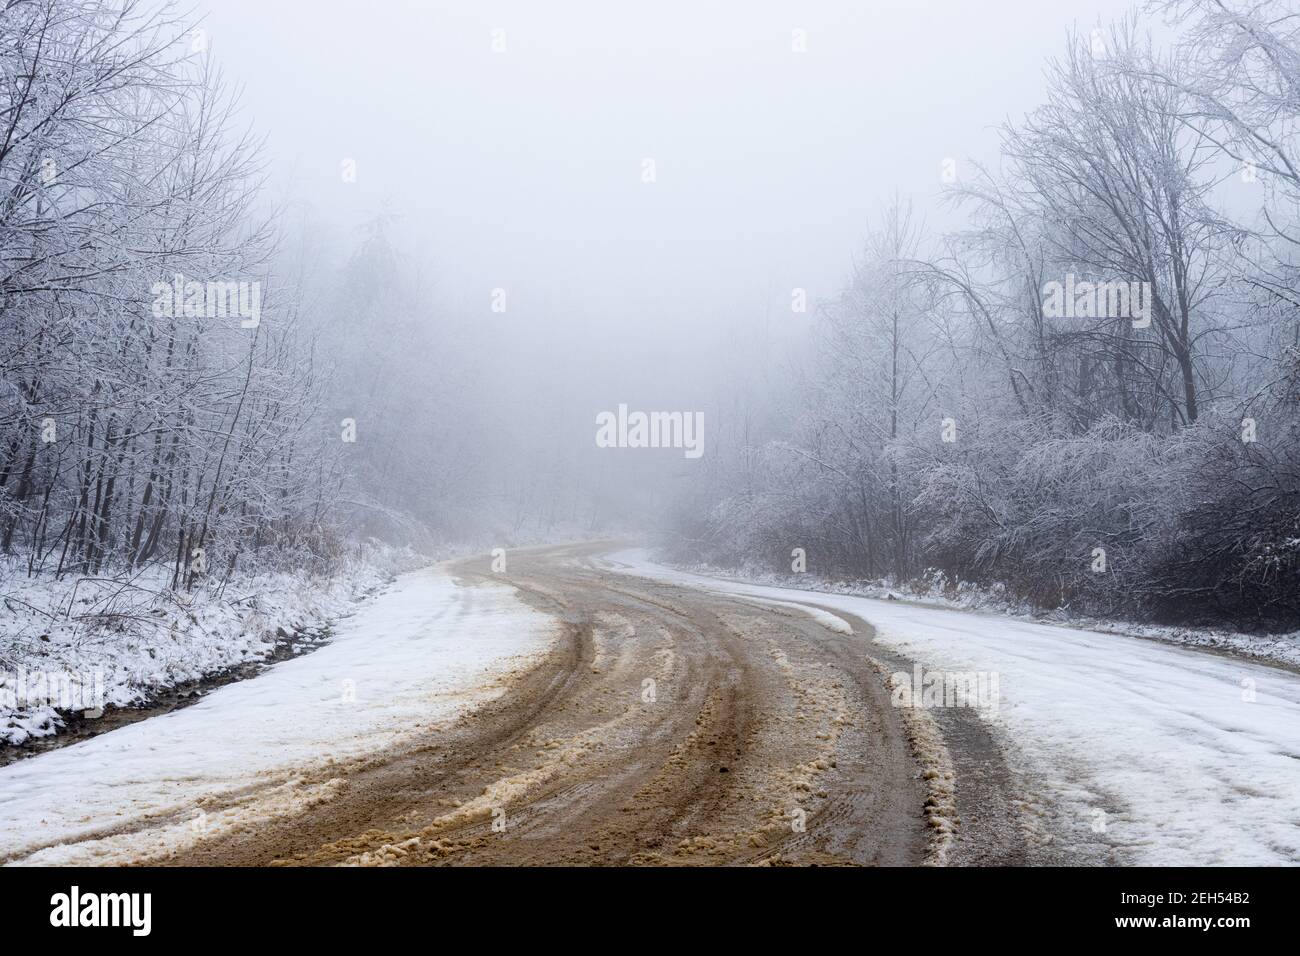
[193,0,1140,531]
[211,0,1128,304]
[10,0,1300,882]
[8,0,1298,628]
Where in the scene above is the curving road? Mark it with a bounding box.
[159,542,1031,866]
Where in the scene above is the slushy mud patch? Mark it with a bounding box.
[883,665,958,864]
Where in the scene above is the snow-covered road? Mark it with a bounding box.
[604,550,1300,866]
[0,567,555,865]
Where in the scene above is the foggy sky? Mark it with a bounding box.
[204,0,1140,342]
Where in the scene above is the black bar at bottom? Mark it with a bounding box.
[0,865,1288,942]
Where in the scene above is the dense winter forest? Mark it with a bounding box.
[669,4,1300,629]
[0,0,596,598]
[3,0,1300,636]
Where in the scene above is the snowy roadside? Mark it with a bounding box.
[603,549,1300,866]
[0,563,557,866]
[657,560,1300,672]
[0,546,430,750]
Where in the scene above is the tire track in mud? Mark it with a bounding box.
[156,543,1030,866]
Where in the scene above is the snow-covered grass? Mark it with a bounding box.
[606,549,1300,866]
[0,544,427,748]
[0,561,557,865]
[660,559,1300,672]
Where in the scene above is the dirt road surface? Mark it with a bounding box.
[160,543,1032,866]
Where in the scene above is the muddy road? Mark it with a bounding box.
[159,543,1031,866]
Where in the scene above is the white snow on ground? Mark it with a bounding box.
[744,596,855,635]
[0,566,555,865]
[604,549,1300,866]
[663,560,1300,670]
[0,547,427,746]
